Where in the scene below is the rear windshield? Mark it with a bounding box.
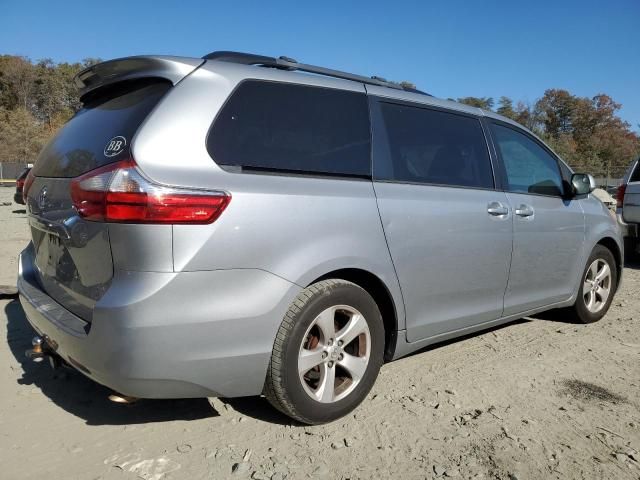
[33,80,171,178]
[207,80,371,177]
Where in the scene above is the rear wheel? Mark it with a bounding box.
[264,279,384,424]
[567,245,617,324]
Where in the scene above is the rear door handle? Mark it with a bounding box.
[487,202,509,216]
[515,204,534,217]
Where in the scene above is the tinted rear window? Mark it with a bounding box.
[208,80,371,177]
[33,80,171,178]
[630,160,640,182]
[375,102,493,189]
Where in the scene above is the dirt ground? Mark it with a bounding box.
[0,186,638,480]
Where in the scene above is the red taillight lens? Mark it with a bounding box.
[16,177,25,189]
[616,184,627,209]
[70,159,230,224]
[22,169,35,200]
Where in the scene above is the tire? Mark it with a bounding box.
[264,279,384,424]
[567,245,617,324]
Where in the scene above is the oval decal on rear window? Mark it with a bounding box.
[104,136,127,157]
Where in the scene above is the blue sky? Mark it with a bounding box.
[2,0,638,129]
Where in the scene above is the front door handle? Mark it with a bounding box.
[487,202,509,216]
[515,204,534,217]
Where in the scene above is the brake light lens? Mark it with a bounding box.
[22,169,35,200]
[70,159,230,224]
[616,184,627,209]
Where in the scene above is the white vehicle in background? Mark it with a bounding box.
[617,157,640,260]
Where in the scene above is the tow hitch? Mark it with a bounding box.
[25,335,63,370]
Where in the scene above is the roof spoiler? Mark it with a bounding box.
[74,56,204,101]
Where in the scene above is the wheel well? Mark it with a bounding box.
[310,269,398,361]
[597,237,622,289]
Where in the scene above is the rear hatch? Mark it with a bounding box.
[25,73,178,321]
[623,158,640,224]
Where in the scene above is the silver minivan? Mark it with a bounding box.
[18,52,623,424]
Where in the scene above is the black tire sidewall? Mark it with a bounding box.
[281,282,384,424]
[574,245,617,324]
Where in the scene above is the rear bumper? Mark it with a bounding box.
[18,244,300,398]
[14,191,25,205]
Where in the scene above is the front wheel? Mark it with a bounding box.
[567,245,617,324]
[264,279,384,424]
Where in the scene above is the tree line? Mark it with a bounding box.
[0,55,638,180]
[454,93,639,179]
[0,55,100,165]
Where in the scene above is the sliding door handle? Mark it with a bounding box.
[515,204,534,217]
[487,202,509,216]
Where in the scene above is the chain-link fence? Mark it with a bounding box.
[593,177,623,189]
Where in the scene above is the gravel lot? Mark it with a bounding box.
[0,186,638,480]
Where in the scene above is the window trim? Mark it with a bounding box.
[629,158,640,183]
[369,96,498,191]
[205,78,373,180]
[487,119,568,198]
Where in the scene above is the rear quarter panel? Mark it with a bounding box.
[130,61,406,329]
[581,194,624,289]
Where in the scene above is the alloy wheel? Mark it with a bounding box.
[582,258,612,313]
[298,305,371,403]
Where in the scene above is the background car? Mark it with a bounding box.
[13,167,31,205]
[617,157,640,260]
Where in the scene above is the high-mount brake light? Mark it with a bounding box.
[70,159,230,224]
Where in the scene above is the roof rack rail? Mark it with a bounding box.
[202,51,430,96]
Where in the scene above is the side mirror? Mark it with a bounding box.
[571,173,596,196]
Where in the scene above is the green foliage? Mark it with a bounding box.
[0,107,49,163]
[455,90,640,178]
[532,89,640,177]
[456,96,494,110]
[0,55,96,163]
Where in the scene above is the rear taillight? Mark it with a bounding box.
[22,169,35,200]
[16,177,25,189]
[70,159,230,224]
[616,184,627,209]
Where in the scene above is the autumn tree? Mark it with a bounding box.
[0,55,93,166]
[0,107,49,163]
[536,89,640,177]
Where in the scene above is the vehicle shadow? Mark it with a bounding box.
[12,209,26,214]
[220,397,297,426]
[4,299,216,426]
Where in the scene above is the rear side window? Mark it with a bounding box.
[630,160,640,182]
[491,123,564,196]
[375,102,494,189]
[208,80,371,177]
[33,80,171,178]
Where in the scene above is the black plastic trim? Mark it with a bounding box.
[203,50,431,96]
